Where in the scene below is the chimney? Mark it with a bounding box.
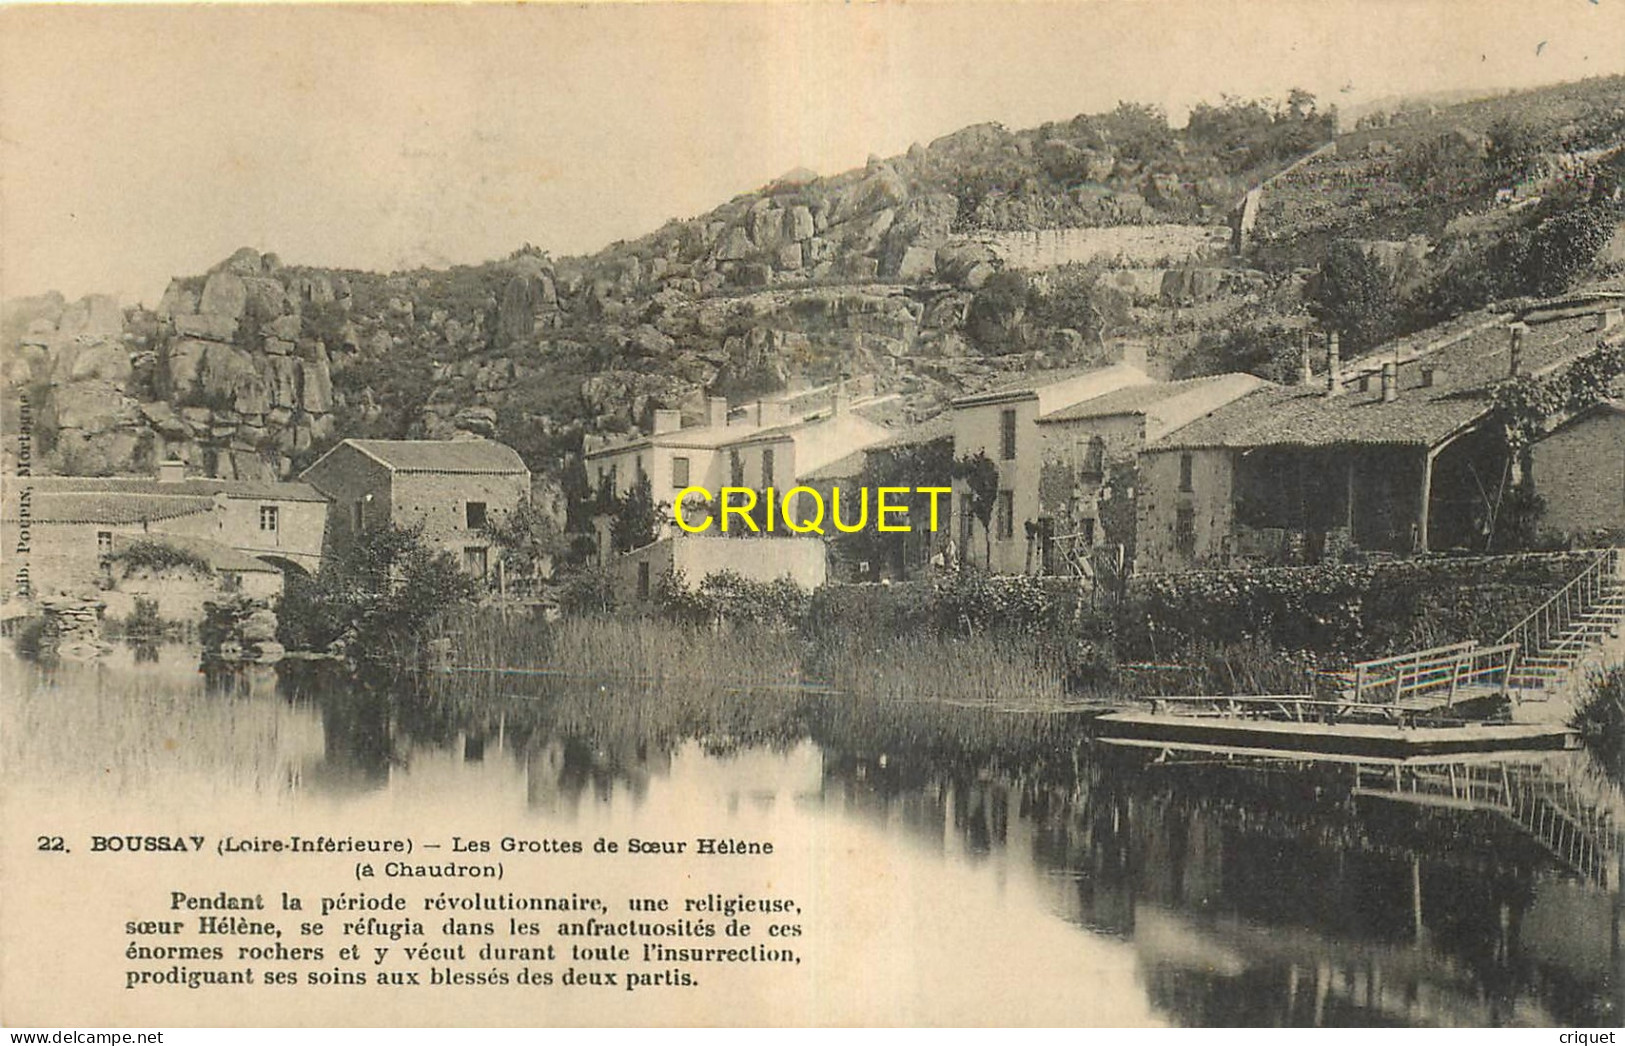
[1600,307,1623,332]
[1299,331,1314,386]
[156,458,186,484]
[1508,322,1527,378]
[652,409,681,435]
[831,378,846,416]
[1116,338,1149,374]
[1381,361,1399,403]
[1325,332,1343,398]
[1420,364,1437,388]
[707,396,729,429]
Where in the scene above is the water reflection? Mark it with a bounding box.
[1,646,1618,1027]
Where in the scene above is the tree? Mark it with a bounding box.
[609,473,665,553]
[841,437,956,577]
[483,499,568,592]
[1308,240,1399,353]
[954,451,1001,568]
[965,270,1030,354]
[276,523,480,659]
[1521,203,1620,298]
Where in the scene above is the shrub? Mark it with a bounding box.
[274,523,480,658]
[111,540,213,578]
[1572,666,1625,782]
[655,569,810,632]
[125,597,164,641]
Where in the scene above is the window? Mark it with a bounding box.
[1179,453,1194,493]
[259,506,279,533]
[637,561,651,599]
[1080,437,1107,481]
[762,448,775,487]
[996,490,1015,539]
[96,531,113,558]
[351,500,365,532]
[635,454,645,484]
[1176,505,1197,556]
[730,450,744,486]
[1000,408,1017,461]
[462,546,488,578]
[1081,518,1096,546]
[465,501,487,530]
[672,456,690,488]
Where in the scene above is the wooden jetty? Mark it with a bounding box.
[1096,638,1579,759]
[1096,712,1575,760]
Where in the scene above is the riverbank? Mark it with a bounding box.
[415,552,1599,714]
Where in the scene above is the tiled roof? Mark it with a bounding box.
[344,439,529,474]
[110,533,279,574]
[952,363,1131,405]
[1536,398,1625,440]
[1150,310,1612,451]
[865,414,954,452]
[2,491,215,525]
[1036,373,1264,423]
[21,476,328,503]
[799,449,869,482]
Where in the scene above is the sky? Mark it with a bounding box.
[2,0,1624,306]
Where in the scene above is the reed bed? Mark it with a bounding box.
[807,630,1070,708]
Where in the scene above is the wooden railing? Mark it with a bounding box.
[1499,547,1622,660]
[1317,641,1519,707]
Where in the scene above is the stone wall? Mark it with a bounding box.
[37,595,108,659]
[974,225,1230,272]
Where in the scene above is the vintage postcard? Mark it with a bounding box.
[2,0,1623,1032]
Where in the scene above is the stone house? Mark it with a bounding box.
[1032,372,1267,576]
[101,532,283,622]
[1,464,327,609]
[950,361,1151,574]
[1135,306,1623,572]
[1528,400,1625,543]
[299,438,531,582]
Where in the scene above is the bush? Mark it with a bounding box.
[125,597,164,641]
[656,569,810,632]
[555,564,617,616]
[111,540,212,578]
[275,523,480,659]
[1121,552,1593,665]
[1521,203,1621,297]
[1573,666,1625,782]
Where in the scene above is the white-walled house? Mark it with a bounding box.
[583,389,896,559]
[950,362,1152,573]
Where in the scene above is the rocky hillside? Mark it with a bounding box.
[4,81,1623,489]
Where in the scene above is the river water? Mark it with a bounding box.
[1,643,1620,1027]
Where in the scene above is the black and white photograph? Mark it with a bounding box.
[1,0,1623,1032]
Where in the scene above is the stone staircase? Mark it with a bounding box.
[1504,548,1625,707]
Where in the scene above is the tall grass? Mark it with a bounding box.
[806,630,1070,708]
